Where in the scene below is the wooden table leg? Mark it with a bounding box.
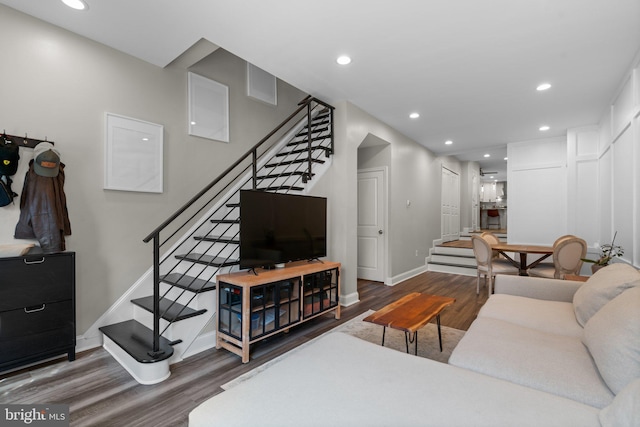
[519,253,528,275]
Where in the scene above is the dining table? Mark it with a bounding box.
[491,243,554,276]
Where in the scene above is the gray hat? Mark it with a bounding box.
[34,142,61,177]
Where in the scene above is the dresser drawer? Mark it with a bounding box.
[0,300,73,338]
[0,300,74,365]
[0,253,75,311]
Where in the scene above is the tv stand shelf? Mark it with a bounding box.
[216,260,340,363]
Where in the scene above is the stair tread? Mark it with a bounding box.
[297,125,329,136]
[257,185,304,191]
[100,320,174,363]
[175,253,239,267]
[265,158,325,168]
[131,296,207,322]
[210,218,239,224]
[194,235,240,244]
[257,171,311,179]
[288,136,330,146]
[161,273,216,293]
[276,146,329,156]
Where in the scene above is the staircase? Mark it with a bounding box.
[427,231,508,276]
[99,97,334,384]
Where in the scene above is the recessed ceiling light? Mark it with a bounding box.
[336,55,351,65]
[445,140,453,145]
[504,157,508,161]
[484,154,490,158]
[536,83,551,91]
[539,125,550,131]
[61,0,88,10]
[490,176,495,179]
[409,112,420,119]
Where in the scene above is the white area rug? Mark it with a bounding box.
[221,310,465,390]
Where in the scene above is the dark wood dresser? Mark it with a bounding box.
[0,251,76,372]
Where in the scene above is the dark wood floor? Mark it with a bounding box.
[0,271,485,427]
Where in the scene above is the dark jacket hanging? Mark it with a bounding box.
[15,160,71,253]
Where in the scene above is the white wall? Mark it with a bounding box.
[597,56,640,267]
[508,50,640,269]
[0,6,307,333]
[507,137,567,245]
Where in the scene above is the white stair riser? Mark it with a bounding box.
[133,308,215,364]
[193,243,239,259]
[430,254,477,266]
[432,246,474,256]
[103,336,170,385]
[133,306,213,340]
[159,284,216,310]
[167,263,233,281]
[427,263,477,277]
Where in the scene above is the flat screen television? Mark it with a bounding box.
[239,190,327,270]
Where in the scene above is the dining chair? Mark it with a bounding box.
[527,236,587,279]
[480,231,502,259]
[554,234,577,247]
[471,235,520,296]
[534,234,576,266]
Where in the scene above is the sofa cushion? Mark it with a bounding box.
[599,378,640,427]
[479,294,582,337]
[573,263,640,327]
[449,317,614,408]
[583,286,640,395]
[190,332,601,427]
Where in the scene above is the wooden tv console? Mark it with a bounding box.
[216,260,340,363]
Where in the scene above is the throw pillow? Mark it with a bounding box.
[583,286,640,395]
[573,263,640,327]
[599,378,640,427]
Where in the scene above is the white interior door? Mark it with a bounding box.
[357,168,386,281]
[441,167,460,242]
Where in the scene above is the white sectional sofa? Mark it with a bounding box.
[189,264,640,427]
[450,263,640,411]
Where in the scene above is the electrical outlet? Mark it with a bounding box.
[415,249,419,257]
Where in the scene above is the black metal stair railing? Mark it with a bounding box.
[141,96,334,358]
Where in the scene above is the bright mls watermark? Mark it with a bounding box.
[0,405,69,426]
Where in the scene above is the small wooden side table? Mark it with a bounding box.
[363,292,455,355]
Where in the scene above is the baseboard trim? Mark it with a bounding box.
[75,333,102,354]
[181,331,217,360]
[386,264,428,286]
[340,291,360,307]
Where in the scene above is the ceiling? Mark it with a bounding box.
[3,0,639,182]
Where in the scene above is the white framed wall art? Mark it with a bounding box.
[104,113,164,193]
[188,72,230,142]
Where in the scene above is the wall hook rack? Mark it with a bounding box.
[1,131,54,149]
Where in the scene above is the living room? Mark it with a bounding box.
[1,1,639,426]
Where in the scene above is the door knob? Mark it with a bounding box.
[378,230,384,235]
